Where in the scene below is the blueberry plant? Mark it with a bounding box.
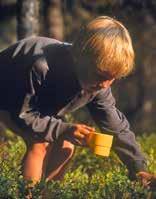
[0,129,156,199]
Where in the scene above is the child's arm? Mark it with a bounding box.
[87,87,147,179]
[14,56,92,146]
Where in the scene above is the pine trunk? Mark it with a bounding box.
[43,0,64,41]
[16,0,39,40]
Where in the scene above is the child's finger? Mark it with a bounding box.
[75,132,85,139]
[81,124,95,131]
[79,127,91,135]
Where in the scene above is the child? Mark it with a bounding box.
[0,16,155,189]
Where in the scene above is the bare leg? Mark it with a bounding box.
[45,139,75,181]
[22,141,50,183]
[0,110,49,182]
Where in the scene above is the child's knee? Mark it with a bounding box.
[62,141,75,159]
[28,142,50,156]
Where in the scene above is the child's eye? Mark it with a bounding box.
[93,73,108,83]
[95,70,114,81]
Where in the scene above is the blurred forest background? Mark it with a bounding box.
[0,0,156,135]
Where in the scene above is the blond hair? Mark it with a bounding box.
[73,16,135,79]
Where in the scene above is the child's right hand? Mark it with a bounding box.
[63,124,95,146]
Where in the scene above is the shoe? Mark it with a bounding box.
[137,171,156,190]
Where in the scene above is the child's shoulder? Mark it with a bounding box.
[10,36,62,58]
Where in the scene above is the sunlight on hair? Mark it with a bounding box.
[73,16,135,79]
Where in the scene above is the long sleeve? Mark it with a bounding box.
[16,57,74,142]
[87,87,147,178]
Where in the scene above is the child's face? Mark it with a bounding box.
[75,55,115,92]
[80,72,115,93]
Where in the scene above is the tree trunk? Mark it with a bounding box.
[43,0,64,41]
[133,12,156,132]
[16,0,39,40]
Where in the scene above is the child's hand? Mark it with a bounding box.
[64,124,95,146]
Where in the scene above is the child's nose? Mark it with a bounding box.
[99,82,109,89]
[99,79,115,89]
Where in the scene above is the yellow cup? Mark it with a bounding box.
[87,132,113,157]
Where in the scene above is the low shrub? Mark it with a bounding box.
[0,131,156,199]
